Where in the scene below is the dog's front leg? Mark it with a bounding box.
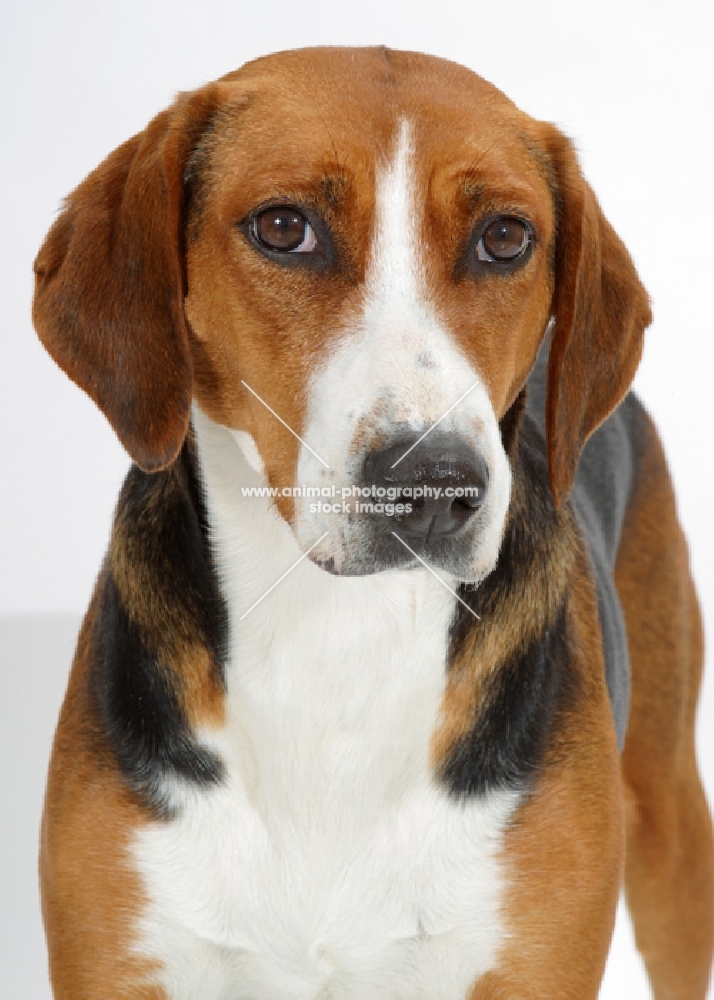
[469,610,625,999]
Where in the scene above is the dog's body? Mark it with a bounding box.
[33,48,713,998]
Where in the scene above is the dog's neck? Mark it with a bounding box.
[191,404,462,805]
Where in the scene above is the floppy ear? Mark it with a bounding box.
[32,87,221,472]
[541,125,652,506]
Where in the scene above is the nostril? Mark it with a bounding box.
[441,496,479,531]
[453,494,483,513]
[452,484,488,511]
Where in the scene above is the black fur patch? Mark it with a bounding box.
[498,386,527,460]
[110,435,228,671]
[441,413,579,798]
[450,413,564,651]
[440,601,573,797]
[92,572,224,812]
[89,437,227,814]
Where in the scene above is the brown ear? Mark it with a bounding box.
[32,86,221,471]
[541,125,652,506]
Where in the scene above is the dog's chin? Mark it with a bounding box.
[308,549,419,578]
[306,530,494,585]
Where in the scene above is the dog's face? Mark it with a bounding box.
[32,47,651,582]
[184,51,555,582]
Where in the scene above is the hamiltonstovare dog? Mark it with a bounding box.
[32,47,713,999]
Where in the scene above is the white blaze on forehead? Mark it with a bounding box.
[295,118,512,581]
[370,119,423,319]
[304,117,495,443]
[358,118,475,426]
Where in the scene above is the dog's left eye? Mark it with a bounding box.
[251,206,318,253]
[475,216,532,263]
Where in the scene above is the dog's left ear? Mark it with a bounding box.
[541,125,652,507]
[32,86,222,472]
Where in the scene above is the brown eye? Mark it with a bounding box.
[477,217,531,262]
[251,206,317,253]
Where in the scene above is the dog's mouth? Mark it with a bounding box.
[307,514,489,579]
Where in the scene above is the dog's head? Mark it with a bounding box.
[33,47,650,583]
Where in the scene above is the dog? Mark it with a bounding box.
[33,47,713,999]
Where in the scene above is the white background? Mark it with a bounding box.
[1,0,713,996]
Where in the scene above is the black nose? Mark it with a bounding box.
[362,431,489,541]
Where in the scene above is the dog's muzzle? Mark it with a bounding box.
[363,430,489,541]
[307,430,498,579]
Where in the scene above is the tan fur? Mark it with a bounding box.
[41,598,168,999]
[616,411,713,997]
[471,551,625,997]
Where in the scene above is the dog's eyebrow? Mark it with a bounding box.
[459,140,501,208]
[319,173,349,209]
[461,176,484,208]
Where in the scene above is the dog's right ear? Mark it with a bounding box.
[33,86,222,472]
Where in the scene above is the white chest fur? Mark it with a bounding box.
[131,410,519,1000]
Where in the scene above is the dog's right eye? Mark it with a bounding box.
[251,206,318,253]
